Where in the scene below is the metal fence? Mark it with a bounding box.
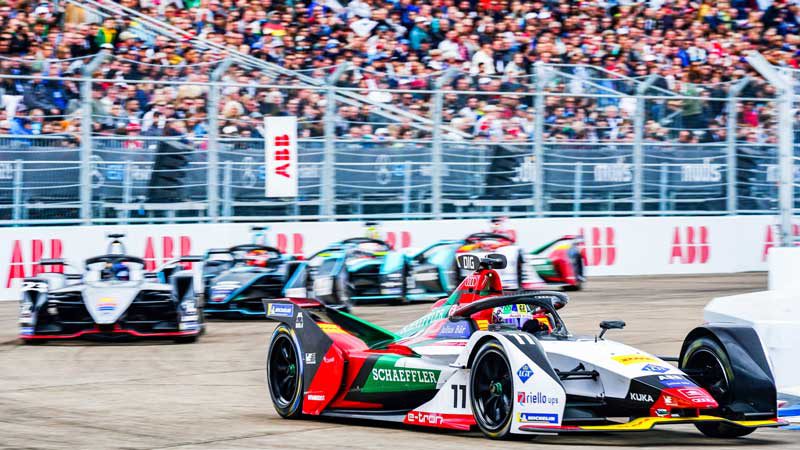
[0,56,794,226]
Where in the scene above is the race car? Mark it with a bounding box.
[306,237,457,307]
[264,254,784,439]
[422,231,585,291]
[203,244,308,317]
[18,235,203,343]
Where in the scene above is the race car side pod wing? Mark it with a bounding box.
[264,298,399,349]
[263,298,399,415]
[680,324,778,421]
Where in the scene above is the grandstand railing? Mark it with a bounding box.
[0,67,791,225]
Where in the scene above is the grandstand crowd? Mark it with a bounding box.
[0,0,791,144]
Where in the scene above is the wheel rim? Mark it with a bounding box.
[687,348,730,401]
[269,335,299,408]
[473,349,513,430]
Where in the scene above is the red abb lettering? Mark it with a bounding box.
[274,134,290,147]
[275,148,291,161]
[275,163,291,178]
[670,226,709,264]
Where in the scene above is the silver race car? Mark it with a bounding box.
[18,234,203,343]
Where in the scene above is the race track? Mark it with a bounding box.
[0,273,795,450]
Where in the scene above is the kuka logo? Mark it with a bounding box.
[669,226,709,264]
[762,224,800,261]
[580,227,616,266]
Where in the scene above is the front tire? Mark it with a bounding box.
[470,339,514,439]
[267,325,304,419]
[682,336,755,438]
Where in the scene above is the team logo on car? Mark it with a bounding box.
[641,364,670,373]
[267,303,293,318]
[629,392,654,403]
[516,364,534,383]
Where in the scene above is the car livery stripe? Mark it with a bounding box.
[518,416,785,433]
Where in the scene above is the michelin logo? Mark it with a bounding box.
[518,413,559,424]
[267,303,294,318]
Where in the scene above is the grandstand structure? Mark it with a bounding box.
[0,0,797,229]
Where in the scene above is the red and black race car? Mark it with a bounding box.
[264,254,784,439]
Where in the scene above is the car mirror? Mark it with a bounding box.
[483,253,507,270]
[599,320,626,339]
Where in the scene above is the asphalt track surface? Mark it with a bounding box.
[0,273,796,450]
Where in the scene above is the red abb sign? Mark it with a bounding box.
[143,236,193,271]
[265,116,298,197]
[580,227,616,266]
[669,226,709,264]
[6,239,64,287]
[762,224,800,261]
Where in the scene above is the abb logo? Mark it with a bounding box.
[272,134,292,179]
[762,224,800,261]
[275,233,304,257]
[143,236,192,271]
[669,226,709,264]
[579,227,616,266]
[7,239,64,287]
[385,231,412,249]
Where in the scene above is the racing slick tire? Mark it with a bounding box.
[681,336,755,438]
[174,335,199,344]
[333,270,352,312]
[267,324,304,419]
[470,339,514,439]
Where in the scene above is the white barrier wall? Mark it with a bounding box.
[0,215,784,299]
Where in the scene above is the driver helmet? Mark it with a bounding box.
[491,304,551,334]
[112,262,130,281]
[246,249,271,267]
[489,216,516,242]
[364,221,382,240]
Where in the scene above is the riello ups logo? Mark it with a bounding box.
[669,226,709,264]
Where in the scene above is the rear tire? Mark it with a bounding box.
[391,264,411,305]
[563,252,584,291]
[267,325,304,419]
[470,339,514,439]
[682,336,755,438]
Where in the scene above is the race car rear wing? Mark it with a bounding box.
[264,298,399,349]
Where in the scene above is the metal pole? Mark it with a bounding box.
[122,161,132,224]
[222,160,233,218]
[533,63,547,217]
[322,63,349,220]
[633,75,657,216]
[431,68,458,219]
[207,58,233,223]
[778,81,795,247]
[573,161,582,216]
[726,77,749,215]
[13,159,22,221]
[746,52,794,247]
[79,51,110,224]
[403,161,412,216]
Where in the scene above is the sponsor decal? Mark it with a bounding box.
[593,158,632,182]
[406,411,444,425]
[629,392,654,403]
[181,314,199,322]
[306,394,325,401]
[518,412,559,424]
[179,321,199,331]
[210,281,239,302]
[371,368,438,384]
[414,272,439,282]
[475,319,488,330]
[679,388,715,403]
[436,320,471,339]
[762,224,800,261]
[517,391,558,406]
[580,226,616,267]
[20,326,34,336]
[680,159,722,183]
[295,312,304,329]
[97,297,117,313]
[517,364,534,383]
[658,374,695,388]
[641,364,670,374]
[267,303,293,318]
[669,226,709,265]
[612,354,658,365]
[318,323,346,334]
[462,274,479,288]
[305,353,316,365]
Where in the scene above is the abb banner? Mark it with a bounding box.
[264,116,298,197]
[0,216,783,299]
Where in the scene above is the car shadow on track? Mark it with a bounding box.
[287,415,790,447]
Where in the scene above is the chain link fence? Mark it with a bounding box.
[0,59,793,224]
